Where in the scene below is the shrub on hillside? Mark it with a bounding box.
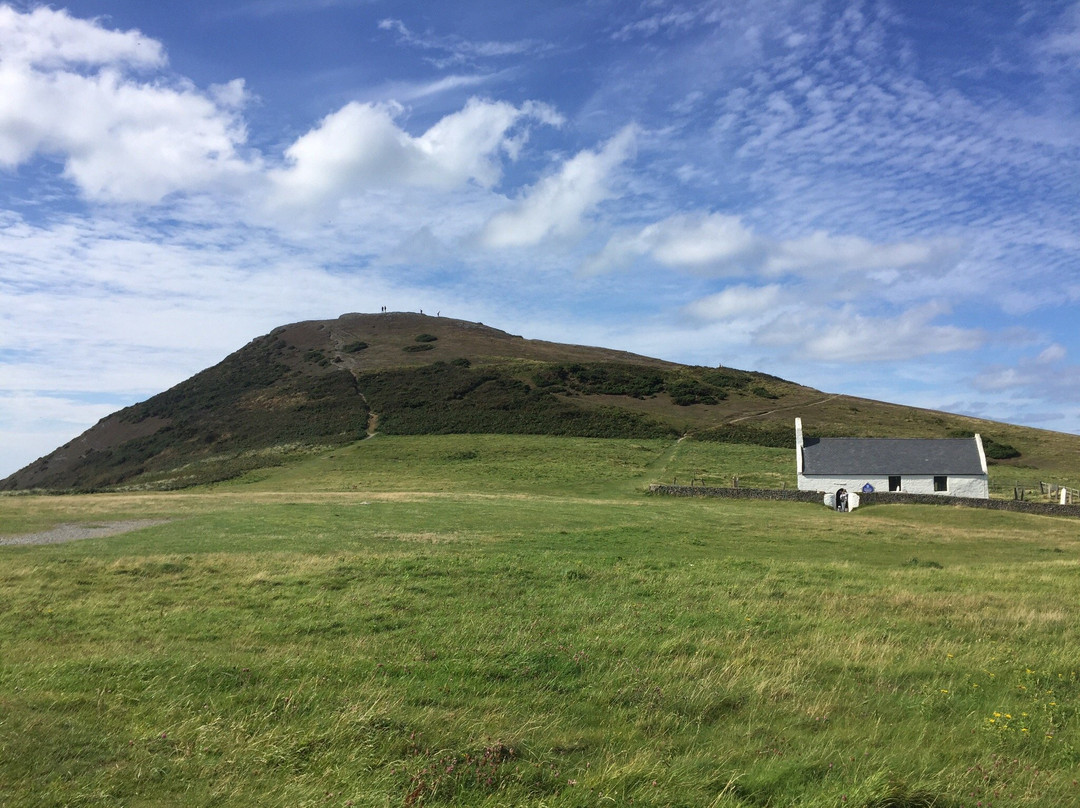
[700,368,755,390]
[357,363,677,439]
[696,423,795,448]
[123,334,291,422]
[984,440,1021,460]
[949,429,1021,460]
[73,363,371,489]
[531,362,778,405]
[666,377,724,406]
[533,363,665,398]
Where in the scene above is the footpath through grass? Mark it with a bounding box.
[1,435,1078,807]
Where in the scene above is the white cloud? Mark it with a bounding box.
[1037,343,1067,364]
[481,125,638,248]
[648,213,762,269]
[764,231,959,277]
[378,18,546,68]
[372,73,498,102]
[612,5,716,41]
[684,283,785,320]
[586,210,955,280]
[230,0,367,17]
[972,366,1024,392]
[268,97,561,212]
[761,303,986,363]
[0,5,252,202]
[0,5,163,69]
[679,283,794,352]
[973,343,1080,402]
[1039,3,1080,65]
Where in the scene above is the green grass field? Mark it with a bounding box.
[2,435,1078,807]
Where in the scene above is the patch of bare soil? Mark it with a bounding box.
[0,519,171,546]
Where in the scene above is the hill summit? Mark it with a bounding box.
[1,312,1064,491]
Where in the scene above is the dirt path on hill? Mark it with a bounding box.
[0,519,172,547]
[631,435,687,489]
[729,394,840,423]
[356,390,379,437]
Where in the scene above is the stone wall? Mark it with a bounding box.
[648,484,822,503]
[649,484,1080,518]
[857,491,1080,518]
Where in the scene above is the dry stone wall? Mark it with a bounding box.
[649,484,1080,518]
[858,491,1080,518]
[648,484,822,503]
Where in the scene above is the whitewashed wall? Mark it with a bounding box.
[799,473,988,499]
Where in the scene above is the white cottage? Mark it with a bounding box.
[795,418,989,501]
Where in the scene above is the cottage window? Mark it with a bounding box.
[934,475,948,492]
[888,475,901,492]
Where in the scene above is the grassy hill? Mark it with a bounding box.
[2,434,1078,806]
[4,311,1079,491]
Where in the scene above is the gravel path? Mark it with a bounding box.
[0,519,172,546]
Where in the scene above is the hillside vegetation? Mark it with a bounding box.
[4,312,1078,491]
[1,434,1078,807]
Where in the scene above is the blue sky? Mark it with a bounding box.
[2,0,1079,477]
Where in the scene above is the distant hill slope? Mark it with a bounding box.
[4,312,1077,491]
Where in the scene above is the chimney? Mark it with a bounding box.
[795,417,804,474]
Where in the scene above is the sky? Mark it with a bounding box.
[1,0,1079,478]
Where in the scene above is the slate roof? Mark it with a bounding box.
[801,437,985,476]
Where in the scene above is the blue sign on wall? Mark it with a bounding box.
[862,483,874,493]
